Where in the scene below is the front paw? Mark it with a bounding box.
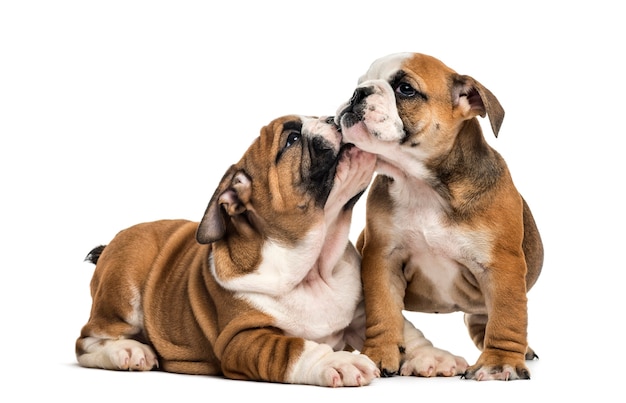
[401,346,468,377]
[462,351,530,381]
[289,342,380,387]
[313,351,380,387]
[361,344,403,377]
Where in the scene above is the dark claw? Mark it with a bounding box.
[524,351,539,360]
[519,368,531,380]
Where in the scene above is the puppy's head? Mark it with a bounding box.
[196,115,375,245]
[336,53,504,170]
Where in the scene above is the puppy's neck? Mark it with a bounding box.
[318,208,353,278]
[380,119,506,220]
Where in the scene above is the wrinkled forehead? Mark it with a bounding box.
[358,52,413,84]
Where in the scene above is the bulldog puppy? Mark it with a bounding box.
[76,115,382,387]
[336,53,544,381]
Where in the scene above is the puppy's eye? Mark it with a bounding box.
[285,131,301,149]
[276,124,303,163]
[396,82,417,97]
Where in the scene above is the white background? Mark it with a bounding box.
[1,1,623,401]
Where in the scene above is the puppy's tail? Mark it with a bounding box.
[84,245,106,265]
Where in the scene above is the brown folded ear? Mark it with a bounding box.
[196,166,252,244]
[454,75,505,138]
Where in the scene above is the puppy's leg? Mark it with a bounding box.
[462,256,531,381]
[76,251,158,371]
[359,232,407,376]
[288,342,380,387]
[219,326,379,387]
[76,297,158,371]
[465,313,538,360]
[400,319,468,377]
[76,295,158,371]
[464,312,487,351]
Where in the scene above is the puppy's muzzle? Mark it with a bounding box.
[338,86,375,129]
[349,86,372,108]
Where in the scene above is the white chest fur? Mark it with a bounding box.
[389,177,491,303]
[212,229,362,350]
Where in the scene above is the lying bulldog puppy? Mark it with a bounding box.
[75,115,465,387]
[337,53,544,381]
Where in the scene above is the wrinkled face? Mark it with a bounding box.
[197,115,375,244]
[249,115,345,213]
[336,53,501,175]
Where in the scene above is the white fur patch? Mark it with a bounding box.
[211,227,362,346]
[391,177,491,303]
[358,52,412,84]
[340,54,417,160]
[78,337,158,371]
[243,252,362,345]
[400,320,468,376]
[286,341,378,387]
[301,114,341,148]
[125,285,144,331]
[212,228,325,295]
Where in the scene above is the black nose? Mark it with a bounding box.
[349,86,372,107]
[325,116,335,124]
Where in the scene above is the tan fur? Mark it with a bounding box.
[337,53,544,381]
[76,115,384,387]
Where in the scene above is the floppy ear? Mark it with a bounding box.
[453,75,505,138]
[196,166,252,244]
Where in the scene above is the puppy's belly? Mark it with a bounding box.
[402,250,486,314]
[388,203,491,314]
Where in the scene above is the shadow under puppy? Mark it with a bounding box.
[337,53,544,381]
[76,114,466,387]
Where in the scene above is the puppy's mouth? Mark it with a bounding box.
[325,115,357,150]
[337,112,363,132]
[333,107,354,132]
[336,86,373,131]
